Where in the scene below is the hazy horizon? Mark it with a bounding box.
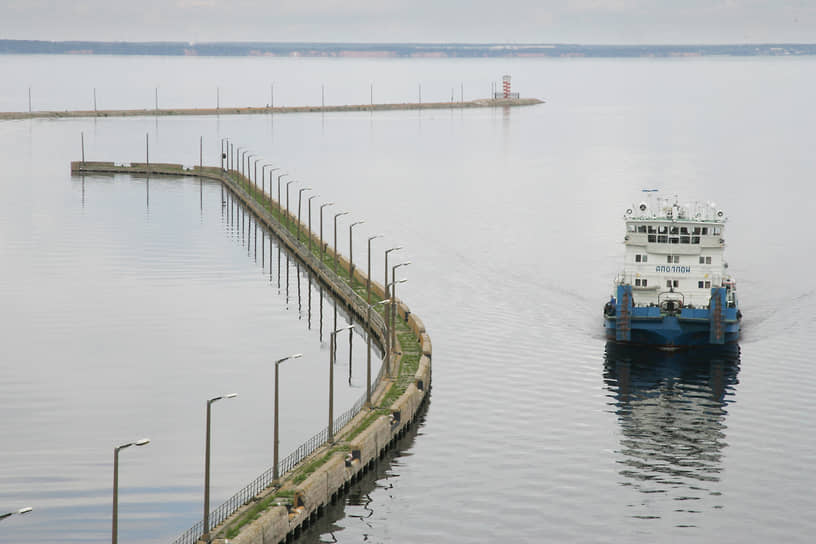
[2,1,813,45]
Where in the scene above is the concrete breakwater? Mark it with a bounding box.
[70,160,432,544]
[6,97,541,121]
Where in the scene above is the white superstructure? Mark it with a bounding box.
[614,194,737,308]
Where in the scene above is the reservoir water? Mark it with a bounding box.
[1,55,815,543]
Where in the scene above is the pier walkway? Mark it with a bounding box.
[71,159,432,544]
[5,97,542,121]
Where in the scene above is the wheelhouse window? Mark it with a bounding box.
[637,225,647,233]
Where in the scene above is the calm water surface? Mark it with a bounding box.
[1,55,815,543]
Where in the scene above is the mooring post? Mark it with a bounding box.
[80,132,85,165]
[145,133,149,174]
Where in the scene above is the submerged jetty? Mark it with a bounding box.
[71,159,432,544]
[5,97,541,121]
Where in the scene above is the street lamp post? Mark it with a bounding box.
[251,157,261,197]
[0,507,33,521]
[333,212,350,273]
[243,152,253,181]
[329,325,355,443]
[367,299,389,407]
[285,180,297,227]
[384,247,403,300]
[386,278,408,377]
[220,138,229,171]
[308,194,319,251]
[366,235,383,304]
[320,203,334,262]
[112,438,150,544]
[390,262,410,374]
[349,221,365,283]
[276,173,288,215]
[240,150,249,179]
[262,165,279,206]
[203,394,238,542]
[297,187,312,241]
[274,354,303,481]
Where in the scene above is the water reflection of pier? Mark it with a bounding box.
[219,182,385,368]
[603,343,740,525]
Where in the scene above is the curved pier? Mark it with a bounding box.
[70,160,432,544]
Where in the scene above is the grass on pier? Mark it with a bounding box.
[217,168,425,541]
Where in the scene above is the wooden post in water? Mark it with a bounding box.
[28,87,31,113]
[80,132,85,165]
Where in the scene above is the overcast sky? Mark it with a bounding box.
[1,0,814,44]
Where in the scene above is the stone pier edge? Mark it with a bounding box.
[70,160,433,544]
[6,97,542,121]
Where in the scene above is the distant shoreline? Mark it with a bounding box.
[2,40,815,58]
[0,98,544,121]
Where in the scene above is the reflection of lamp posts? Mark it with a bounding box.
[0,507,32,521]
[285,180,297,227]
[276,173,288,215]
[308,194,319,251]
[367,299,389,407]
[333,212,350,273]
[384,246,403,300]
[319,202,334,262]
[297,187,312,241]
[366,234,383,304]
[329,325,355,443]
[274,354,303,481]
[112,438,150,544]
[349,220,365,282]
[203,394,238,543]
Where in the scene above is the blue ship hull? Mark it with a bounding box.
[604,285,740,348]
